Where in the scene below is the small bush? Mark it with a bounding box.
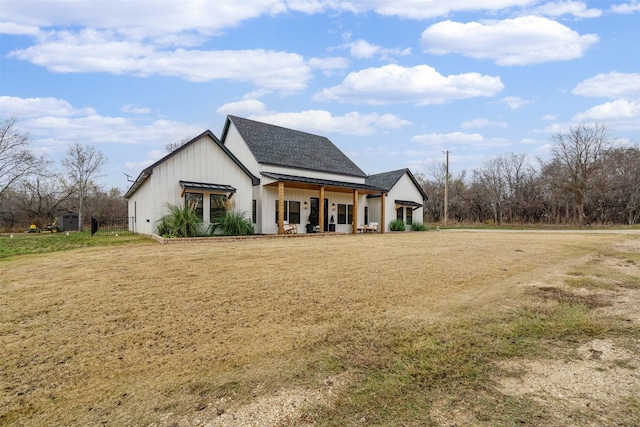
[411,222,427,231]
[157,202,203,237]
[209,210,254,236]
[390,219,405,231]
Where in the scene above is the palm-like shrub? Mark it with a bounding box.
[411,222,427,231]
[209,209,254,236]
[156,202,203,237]
[390,219,406,231]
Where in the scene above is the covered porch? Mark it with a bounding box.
[261,172,386,235]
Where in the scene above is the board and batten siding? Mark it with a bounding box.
[222,123,261,177]
[262,164,367,185]
[386,172,424,231]
[129,134,254,235]
[128,176,154,235]
[258,183,369,234]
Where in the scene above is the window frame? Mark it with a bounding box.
[185,192,204,221]
[252,200,257,224]
[288,201,301,224]
[337,204,347,224]
[210,194,227,222]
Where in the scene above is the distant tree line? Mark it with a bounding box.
[0,117,127,232]
[3,117,637,232]
[421,124,640,226]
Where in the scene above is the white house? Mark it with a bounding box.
[124,130,259,236]
[366,169,426,230]
[125,116,427,235]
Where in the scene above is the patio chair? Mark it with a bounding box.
[365,222,378,232]
[283,221,298,234]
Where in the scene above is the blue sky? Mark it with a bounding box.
[1,0,639,190]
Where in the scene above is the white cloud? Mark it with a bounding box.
[246,110,411,136]
[8,29,312,92]
[217,99,269,117]
[121,104,151,114]
[541,114,557,120]
[412,132,485,145]
[610,1,640,14]
[0,1,290,39]
[308,56,350,76]
[499,96,531,109]
[0,95,95,118]
[0,96,201,149]
[461,118,507,129]
[572,72,640,99]
[0,0,544,37]
[125,149,166,172]
[571,99,640,130]
[0,21,43,36]
[531,1,602,18]
[364,0,538,19]
[411,131,514,150]
[421,16,599,65]
[342,39,411,60]
[314,64,503,105]
[218,99,411,136]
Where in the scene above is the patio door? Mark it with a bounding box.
[310,198,329,231]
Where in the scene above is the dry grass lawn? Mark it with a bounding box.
[1,231,639,426]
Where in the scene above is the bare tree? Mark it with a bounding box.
[599,146,640,224]
[0,117,47,199]
[165,135,195,153]
[62,144,107,231]
[423,162,446,222]
[474,157,507,224]
[17,175,75,227]
[550,123,612,225]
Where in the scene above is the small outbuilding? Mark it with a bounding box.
[58,212,79,232]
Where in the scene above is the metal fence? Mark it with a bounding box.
[91,216,136,236]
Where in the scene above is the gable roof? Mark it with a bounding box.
[223,115,367,178]
[366,168,428,200]
[124,130,259,199]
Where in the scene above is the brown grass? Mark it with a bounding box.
[1,231,639,426]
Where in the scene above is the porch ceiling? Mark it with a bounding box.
[261,172,384,195]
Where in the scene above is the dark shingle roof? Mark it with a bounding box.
[366,168,428,200]
[366,169,407,192]
[227,116,367,178]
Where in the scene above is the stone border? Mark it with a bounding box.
[151,232,349,244]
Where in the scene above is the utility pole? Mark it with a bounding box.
[444,150,449,226]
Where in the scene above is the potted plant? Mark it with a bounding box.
[329,215,335,232]
[306,212,317,233]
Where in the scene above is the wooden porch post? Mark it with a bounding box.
[380,192,386,233]
[319,186,325,232]
[278,181,285,234]
[352,189,358,234]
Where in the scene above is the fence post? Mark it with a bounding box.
[91,217,98,236]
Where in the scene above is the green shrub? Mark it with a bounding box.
[411,222,427,231]
[156,202,203,237]
[390,219,405,231]
[209,210,254,236]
